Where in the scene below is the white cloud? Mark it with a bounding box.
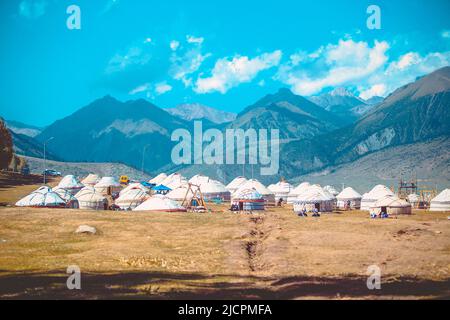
[129,83,150,95]
[144,38,152,44]
[195,50,282,94]
[186,35,204,44]
[276,39,389,96]
[359,84,387,100]
[170,40,180,51]
[19,0,47,19]
[441,30,450,39]
[155,82,172,95]
[106,46,151,74]
[169,36,210,87]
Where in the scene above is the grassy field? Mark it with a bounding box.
[0,173,449,299]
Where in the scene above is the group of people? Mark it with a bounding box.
[297,207,321,217]
[370,209,389,219]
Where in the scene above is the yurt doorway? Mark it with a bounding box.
[239,201,244,211]
[381,206,387,214]
[315,203,320,211]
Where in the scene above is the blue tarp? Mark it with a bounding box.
[152,184,172,191]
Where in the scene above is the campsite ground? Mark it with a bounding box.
[0,173,449,299]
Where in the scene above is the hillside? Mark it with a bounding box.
[24,156,151,181]
[166,103,236,124]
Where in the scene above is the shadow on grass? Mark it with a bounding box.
[0,270,448,299]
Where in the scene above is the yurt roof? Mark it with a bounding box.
[289,182,311,196]
[268,181,293,193]
[234,188,263,200]
[373,195,410,208]
[16,186,66,207]
[57,175,84,189]
[189,174,210,186]
[296,189,333,202]
[149,173,167,185]
[226,177,248,190]
[363,184,394,200]
[116,188,148,202]
[52,187,77,201]
[337,187,362,200]
[95,177,121,187]
[200,180,229,194]
[119,183,149,196]
[235,179,273,196]
[81,173,100,185]
[133,195,186,212]
[167,186,194,200]
[161,173,188,189]
[75,187,107,201]
[431,189,450,203]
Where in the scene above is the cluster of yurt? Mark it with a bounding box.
[231,188,265,211]
[233,179,275,206]
[287,182,311,204]
[430,189,450,211]
[293,184,335,213]
[370,195,412,215]
[268,180,294,203]
[115,183,150,210]
[75,186,109,210]
[360,185,394,211]
[336,187,362,209]
[16,186,67,208]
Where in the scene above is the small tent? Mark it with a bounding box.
[371,195,412,215]
[287,182,311,204]
[133,195,187,212]
[56,175,84,195]
[94,177,122,196]
[361,185,394,211]
[232,188,265,211]
[430,189,450,212]
[268,180,294,204]
[294,185,334,212]
[81,174,100,186]
[336,187,362,209]
[115,188,149,210]
[52,187,80,209]
[152,184,172,195]
[16,186,66,208]
[226,176,248,194]
[200,179,231,202]
[119,182,149,197]
[233,179,275,206]
[167,185,194,203]
[75,187,109,210]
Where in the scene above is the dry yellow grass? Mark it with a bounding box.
[0,173,449,299]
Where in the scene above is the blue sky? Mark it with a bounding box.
[0,0,449,127]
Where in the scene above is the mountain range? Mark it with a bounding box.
[3,66,449,189]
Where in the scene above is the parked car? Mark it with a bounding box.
[43,169,61,177]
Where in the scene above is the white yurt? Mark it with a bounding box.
[16,186,67,208]
[75,187,109,210]
[226,176,248,194]
[94,177,122,196]
[323,185,339,197]
[233,179,275,206]
[287,182,311,204]
[52,187,80,209]
[81,174,100,186]
[189,174,210,186]
[371,195,412,215]
[149,173,167,185]
[232,188,265,211]
[115,188,149,210]
[56,175,84,194]
[119,182,149,197]
[360,185,395,211]
[294,184,334,212]
[201,179,231,202]
[430,189,450,212]
[336,187,362,210]
[268,180,294,203]
[407,193,420,208]
[133,195,187,212]
[166,185,194,203]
